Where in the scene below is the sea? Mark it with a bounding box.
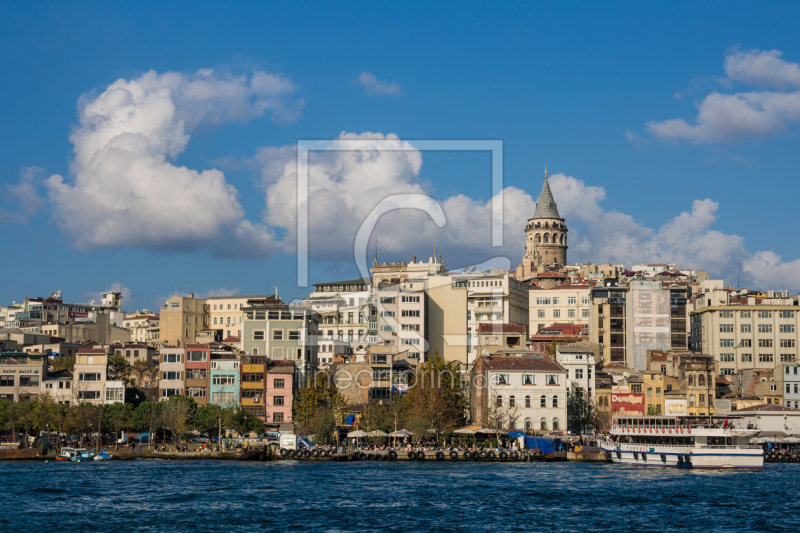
[1,459,796,532]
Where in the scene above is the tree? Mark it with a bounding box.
[7,401,34,447]
[402,353,467,442]
[134,401,162,449]
[107,354,131,383]
[229,407,265,436]
[293,372,346,442]
[486,394,520,446]
[195,403,234,443]
[50,354,76,372]
[130,360,160,402]
[71,403,99,445]
[104,403,133,449]
[567,382,595,434]
[161,396,196,443]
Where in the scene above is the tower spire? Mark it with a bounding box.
[545,164,547,180]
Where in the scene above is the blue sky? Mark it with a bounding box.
[2,1,800,312]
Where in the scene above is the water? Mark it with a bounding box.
[1,460,797,532]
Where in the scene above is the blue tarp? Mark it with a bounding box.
[506,432,556,454]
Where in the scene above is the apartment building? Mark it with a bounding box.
[0,352,46,402]
[209,354,240,407]
[690,287,798,376]
[783,363,800,409]
[529,283,592,334]
[159,346,185,401]
[123,311,160,344]
[555,344,596,398]
[160,293,208,347]
[374,281,427,361]
[590,280,690,369]
[185,344,211,405]
[241,297,320,384]
[304,279,375,353]
[332,346,418,405]
[240,355,295,426]
[73,346,110,405]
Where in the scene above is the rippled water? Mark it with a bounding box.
[1,459,797,532]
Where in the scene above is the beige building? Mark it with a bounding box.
[73,347,110,404]
[160,293,208,347]
[690,287,798,376]
[40,313,131,345]
[529,283,592,334]
[0,352,46,402]
[123,311,160,345]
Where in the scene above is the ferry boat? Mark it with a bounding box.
[601,415,763,470]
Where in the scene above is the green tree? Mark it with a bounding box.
[402,353,467,442]
[104,403,133,449]
[134,401,162,449]
[195,403,233,442]
[50,354,76,371]
[229,407,265,436]
[293,372,346,443]
[107,354,131,383]
[161,396,196,443]
[567,382,595,434]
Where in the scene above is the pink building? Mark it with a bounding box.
[265,360,295,430]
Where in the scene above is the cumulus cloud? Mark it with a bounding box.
[353,72,402,95]
[45,69,301,255]
[1,167,45,224]
[644,48,800,143]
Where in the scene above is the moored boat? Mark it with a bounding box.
[93,450,113,461]
[601,415,763,470]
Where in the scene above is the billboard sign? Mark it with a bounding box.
[69,311,88,318]
[611,385,629,394]
[611,392,645,414]
[664,399,688,416]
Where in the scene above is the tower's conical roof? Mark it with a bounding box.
[532,168,561,219]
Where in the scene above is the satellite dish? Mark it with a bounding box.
[741,289,748,295]
[623,372,630,378]
[482,349,489,356]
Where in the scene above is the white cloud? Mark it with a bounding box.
[725,48,800,89]
[45,69,301,255]
[353,72,402,95]
[1,167,44,224]
[644,48,800,143]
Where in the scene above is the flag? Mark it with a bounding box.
[723,417,729,428]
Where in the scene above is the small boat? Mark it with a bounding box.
[93,450,113,461]
[70,448,93,462]
[57,447,78,461]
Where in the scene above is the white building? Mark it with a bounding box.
[555,343,596,398]
[783,363,800,409]
[470,352,568,433]
[529,283,592,334]
[159,346,185,401]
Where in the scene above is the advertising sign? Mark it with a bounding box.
[69,311,89,318]
[664,399,688,416]
[611,392,645,414]
[611,385,629,394]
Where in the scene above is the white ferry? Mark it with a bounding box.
[601,415,763,470]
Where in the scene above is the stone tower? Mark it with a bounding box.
[517,167,568,278]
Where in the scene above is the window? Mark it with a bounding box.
[769,384,778,392]
[739,310,751,318]
[568,309,576,318]
[525,418,532,430]
[552,395,559,407]
[536,297,551,305]
[380,297,395,304]
[522,374,535,385]
[540,395,547,407]
[780,339,796,348]
[401,295,420,303]
[401,310,420,317]
[758,324,773,333]
[213,392,236,405]
[0,376,14,387]
[401,324,420,331]
[656,387,662,397]
[525,395,531,408]
[545,374,560,385]
[647,388,653,397]
[288,330,301,341]
[187,351,207,362]
[79,373,101,382]
[273,413,284,423]
[779,310,795,318]
[161,371,182,381]
[268,311,279,320]
[380,325,396,332]
[568,297,577,305]
[106,387,124,403]
[380,311,395,317]
[540,418,547,430]
[631,384,642,393]
[274,379,285,389]
[741,324,751,333]
[552,418,559,430]
[721,368,734,376]
[495,395,503,407]
[162,352,182,363]
[719,310,734,318]
[537,309,546,318]
[242,373,264,383]
[271,330,283,340]
[758,310,773,319]
[720,353,734,362]
[575,369,584,380]
[187,387,206,398]
[720,339,735,347]
[212,374,236,386]
[78,391,100,400]
[553,310,561,318]
[759,353,774,363]
[401,338,420,345]
[274,396,285,406]
[161,388,180,399]
[759,339,773,348]
[741,339,752,347]
[509,395,516,407]
[581,296,589,305]
[741,353,752,363]
[781,354,796,363]
[780,324,795,333]
[373,369,390,381]
[582,309,590,318]
[491,374,509,386]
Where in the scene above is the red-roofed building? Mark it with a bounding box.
[529,282,592,336]
[529,323,588,355]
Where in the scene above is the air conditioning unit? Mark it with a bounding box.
[253,396,261,403]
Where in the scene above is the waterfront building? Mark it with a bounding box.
[73,345,119,405]
[304,279,375,357]
[689,282,798,376]
[332,345,417,406]
[555,344,596,398]
[784,363,800,409]
[517,168,568,280]
[42,368,73,404]
[241,297,320,385]
[209,353,240,407]
[726,403,800,434]
[185,344,211,405]
[470,351,567,433]
[0,351,46,402]
[374,278,427,362]
[159,346,185,401]
[240,355,295,427]
[646,349,716,417]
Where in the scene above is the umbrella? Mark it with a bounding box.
[366,430,388,437]
[347,430,367,438]
[389,429,412,437]
[453,428,477,435]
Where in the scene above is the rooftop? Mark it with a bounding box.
[477,323,526,334]
[480,354,566,373]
